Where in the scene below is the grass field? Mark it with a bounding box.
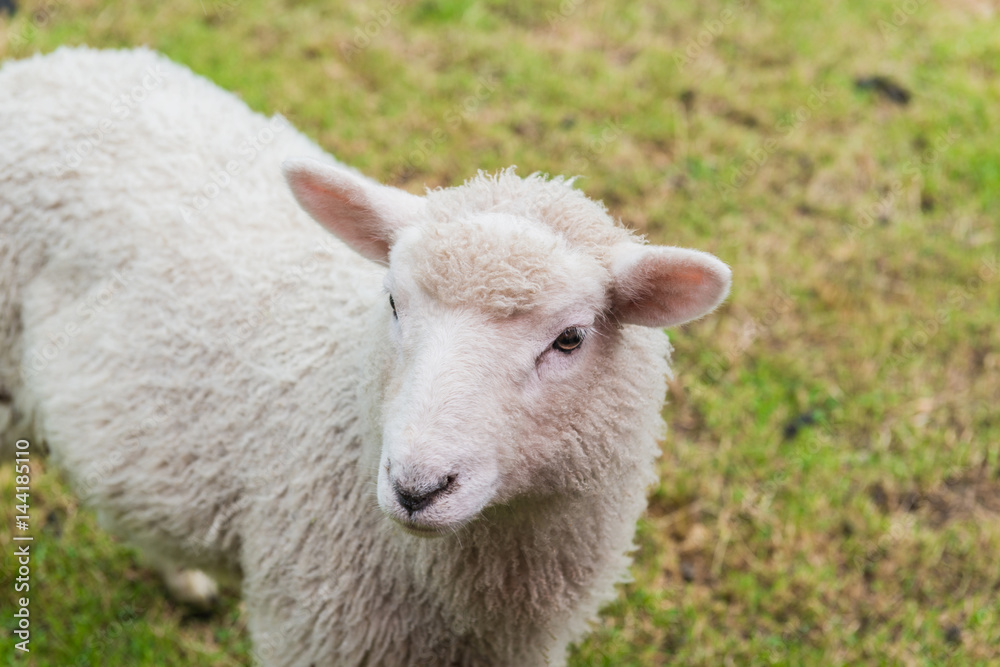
[2,0,999,664]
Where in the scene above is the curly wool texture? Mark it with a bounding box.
[424,170,637,262]
[402,215,567,316]
[0,47,674,667]
[401,172,640,317]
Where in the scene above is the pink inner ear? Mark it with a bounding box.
[612,245,731,329]
[283,159,392,262]
[299,177,379,234]
[679,269,705,285]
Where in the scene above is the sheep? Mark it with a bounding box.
[0,46,731,666]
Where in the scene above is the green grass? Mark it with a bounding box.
[2,0,999,664]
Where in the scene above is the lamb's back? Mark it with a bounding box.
[0,47,378,571]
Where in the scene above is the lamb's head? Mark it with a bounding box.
[284,158,731,536]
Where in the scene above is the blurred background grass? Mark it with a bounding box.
[1,0,998,664]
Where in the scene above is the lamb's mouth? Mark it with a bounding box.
[394,519,447,538]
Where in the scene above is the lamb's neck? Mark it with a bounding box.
[409,471,647,643]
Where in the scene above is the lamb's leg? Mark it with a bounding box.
[152,558,220,611]
[93,508,222,611]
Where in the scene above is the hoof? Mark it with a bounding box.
[163,567,220,611]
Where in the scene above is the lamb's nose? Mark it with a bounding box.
[394,475,455,514]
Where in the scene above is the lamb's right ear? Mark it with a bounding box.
[283,158,423,262]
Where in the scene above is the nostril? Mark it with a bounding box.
[393,475,456,514]
[394,488,432,513]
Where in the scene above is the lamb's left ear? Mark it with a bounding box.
[610,244,732,328]
[283,157,424,263]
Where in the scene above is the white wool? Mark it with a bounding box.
[0,47,730,666]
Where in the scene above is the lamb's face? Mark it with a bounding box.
[375,214,613,534]
[282,159,733,537]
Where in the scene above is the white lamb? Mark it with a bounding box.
[0,47,731,666]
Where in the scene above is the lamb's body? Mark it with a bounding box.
[0,48,725,666]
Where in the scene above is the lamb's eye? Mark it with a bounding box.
[553,328,584,353]
[389,295,397,319]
